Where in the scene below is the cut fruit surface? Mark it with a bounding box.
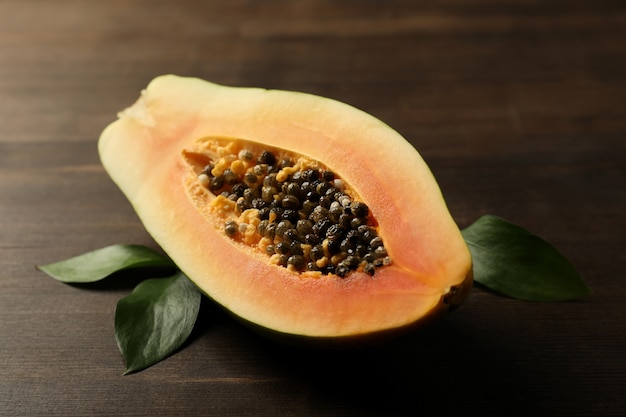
[98,75,472,341]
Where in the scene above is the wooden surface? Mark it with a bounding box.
[1,1,625,416]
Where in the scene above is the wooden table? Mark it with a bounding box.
[2,1,625,416]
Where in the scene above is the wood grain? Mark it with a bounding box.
[1,1,625,416]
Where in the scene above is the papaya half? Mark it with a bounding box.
[98,75,472,345]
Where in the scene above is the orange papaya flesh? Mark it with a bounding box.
[98,75,472,341]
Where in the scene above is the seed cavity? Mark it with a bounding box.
[187,139,392,278]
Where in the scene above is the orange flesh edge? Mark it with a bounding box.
[98,75,472,337]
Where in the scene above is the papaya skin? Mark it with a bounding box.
[98,75,472,341]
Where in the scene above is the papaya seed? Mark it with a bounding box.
[223,169,238,185]
[289,242,304,256]
[370,236,383,249]
[202,163,214,176]
[288,255,305,270]
[244,171,258,185]
[198,173,210,187]
[209,175,224,191]
[254,164,268,176]
[238,149,253,162]
[281,194,300,210]
[363,263,375,275]
[224,220,238,236]
[350,201,369,218]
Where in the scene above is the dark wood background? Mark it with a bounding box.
[1,1,625,416]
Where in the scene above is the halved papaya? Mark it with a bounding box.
[98,75,472,344]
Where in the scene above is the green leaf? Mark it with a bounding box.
[37,244,175,283]
[115,271,201,375]
[462,215,590,301]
